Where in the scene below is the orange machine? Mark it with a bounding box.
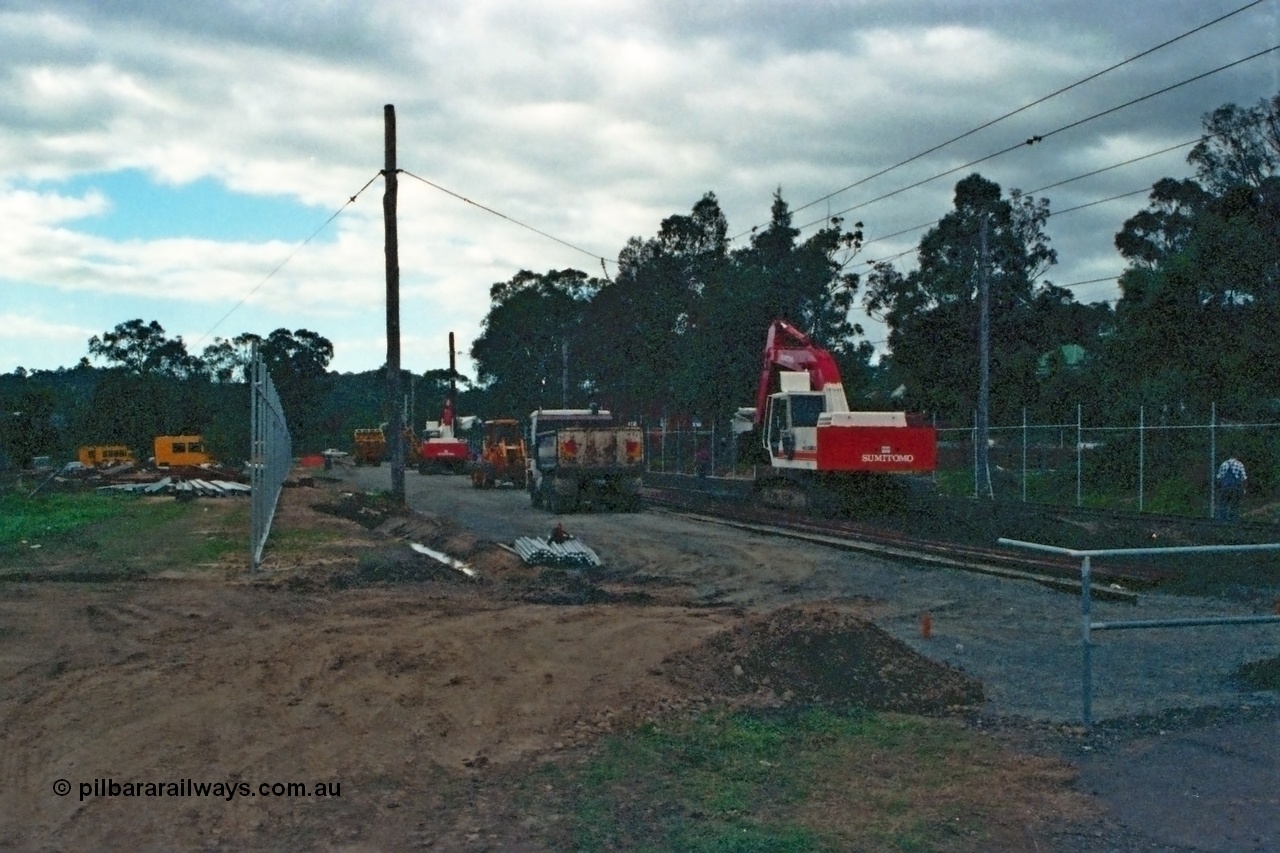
[470,418,527,488]
[77,445,136,467]
[352,428,386,466]
[154,435,213,468]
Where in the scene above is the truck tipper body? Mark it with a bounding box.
[528,408,644,513]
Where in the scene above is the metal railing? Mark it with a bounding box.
[250,351,292,570]
[999,538,1280,726]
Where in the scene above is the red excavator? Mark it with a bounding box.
[748,319,936,512]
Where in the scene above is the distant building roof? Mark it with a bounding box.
[1037,343,1087,378]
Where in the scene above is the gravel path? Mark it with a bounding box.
[348,467,1280,726]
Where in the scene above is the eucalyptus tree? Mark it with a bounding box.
[471,268,602,418]
[862,174,1059,422]
[1109,92,1280,416]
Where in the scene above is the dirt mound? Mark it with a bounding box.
[664,605,984,715]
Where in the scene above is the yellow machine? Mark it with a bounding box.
[77,445,136,467]
[352,428,386,466]
[470,418,527,488]
[154,435,212,468]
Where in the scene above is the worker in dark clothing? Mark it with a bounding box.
[695,445,711,479]
[1215,454,1247,522]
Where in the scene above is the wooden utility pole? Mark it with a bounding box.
[561,337,569,408]
[976,212,993,500]
[384,104,405,505]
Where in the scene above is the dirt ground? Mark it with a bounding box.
[0,467,1270,850]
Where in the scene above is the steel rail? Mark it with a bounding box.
[645,488,1139,603]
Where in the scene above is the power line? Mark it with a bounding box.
[1049,187,1153,217]
[1058,275,1121,288]
[795,42,1280,234]
[731,0,1269,241]
[193,171,382,349]
[856,123,1242,256]
[399,169,613,267]
[1026,137,1200,194]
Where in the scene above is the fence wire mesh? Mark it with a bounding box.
[939,404,1280,518]
[646,404,1280,520]
[250,351,291,570]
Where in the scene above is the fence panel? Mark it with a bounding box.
[250,351,292,570]
[649,425,753,476]
[931,404,1280,519]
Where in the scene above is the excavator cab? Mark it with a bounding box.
[762,386,824,466]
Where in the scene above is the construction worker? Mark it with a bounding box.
[1215,453,1247,522]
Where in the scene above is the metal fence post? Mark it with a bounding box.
[1021,407,1028,503]
[972,410,978,499]
[1138,405,1145,513]
[1076,404,1083,508]
[1081,554,1093,727]
[660,420,666,473]
[710,420,716,477]
[1209,402,1217,520]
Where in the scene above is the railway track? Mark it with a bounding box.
[638,473,1243,604]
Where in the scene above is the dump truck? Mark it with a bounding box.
[528,407,644,513]
[470,418,527,488]
[352,428,386,466]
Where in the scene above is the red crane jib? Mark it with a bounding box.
[755,319,844,423]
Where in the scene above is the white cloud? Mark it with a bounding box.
[1,0,1276,379]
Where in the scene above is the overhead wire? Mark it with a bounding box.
[193,171,382,349]
[853,137,1197,261]
[794,41,1280,236]
[195,167,616,352]
[731,0,1270,241]
[399,169,613,268]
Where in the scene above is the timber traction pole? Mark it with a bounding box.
[384,104,405,505]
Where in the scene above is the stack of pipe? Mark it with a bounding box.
[512,536,602,568]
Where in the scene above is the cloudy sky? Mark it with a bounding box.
[3,0,1278,381]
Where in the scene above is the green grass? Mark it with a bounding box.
[531,707,1040,853]
[0,490,135,546]
[265,527,348,554]
[0,487,248,578]
[938,467,1219,517]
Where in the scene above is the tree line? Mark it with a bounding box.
[5,91,1280,470]
[473,91,1280,434]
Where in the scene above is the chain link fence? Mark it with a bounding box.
[645,404,1280,520]
[942,404,1280,519]
[645,423,742,479]
[250,350,292,570]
